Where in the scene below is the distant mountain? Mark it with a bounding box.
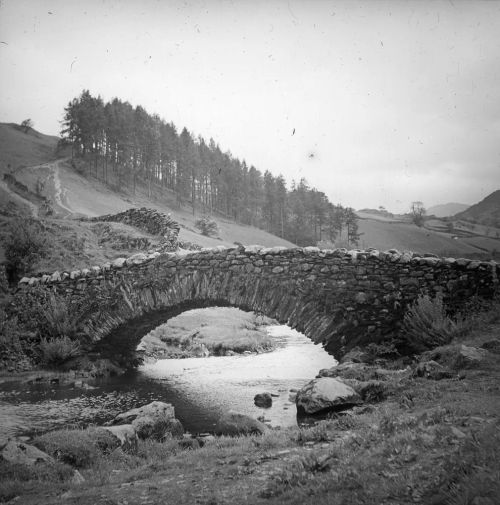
[427,202,469,217]
[454,190,500,227]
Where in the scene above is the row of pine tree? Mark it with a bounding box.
[60,90,359,246]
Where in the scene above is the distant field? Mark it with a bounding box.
[357,216,500,257]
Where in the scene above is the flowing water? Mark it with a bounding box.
[0,326,336,439]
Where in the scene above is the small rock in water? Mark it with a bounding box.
[254,392,272,408]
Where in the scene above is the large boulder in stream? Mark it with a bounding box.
[109,401,184,440]
[295,377,362,414]
[215,411,268,436]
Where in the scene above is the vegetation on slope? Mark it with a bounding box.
[60,91,360,247]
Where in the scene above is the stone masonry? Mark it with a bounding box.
[17,246,499,362]
[88,207,180,240]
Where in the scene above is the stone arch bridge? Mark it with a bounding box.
[18,246,499,363]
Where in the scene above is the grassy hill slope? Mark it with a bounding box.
[454,189,500,227]
[0,123,59,175]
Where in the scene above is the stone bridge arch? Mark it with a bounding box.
[85,263,345,364]
[18,245,499,365]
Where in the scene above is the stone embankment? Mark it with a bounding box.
[17,245,499,359]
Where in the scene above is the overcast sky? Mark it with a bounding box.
[1,0,499,213]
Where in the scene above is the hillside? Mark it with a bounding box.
[0,124,295,275]
[454,189,500,227]
[427,202,469,217]
[0,123,59,175]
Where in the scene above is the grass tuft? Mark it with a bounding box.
[39,335,81,367]
[402,294,464,352]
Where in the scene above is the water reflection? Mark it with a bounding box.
[140,326,337,431]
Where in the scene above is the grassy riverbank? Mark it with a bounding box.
[2,302,499,505]
[139,307,277,359]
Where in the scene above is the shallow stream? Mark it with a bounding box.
[0,326,336,439]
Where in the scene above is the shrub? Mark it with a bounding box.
[4,217,49,282]
[402,294,461,352]
[20,118,33,132]
[39,336,81,367]
[194,216,218,237]
[38,293,79,340]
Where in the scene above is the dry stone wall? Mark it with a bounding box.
[88,207,181,239]
[17,246,499,361]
